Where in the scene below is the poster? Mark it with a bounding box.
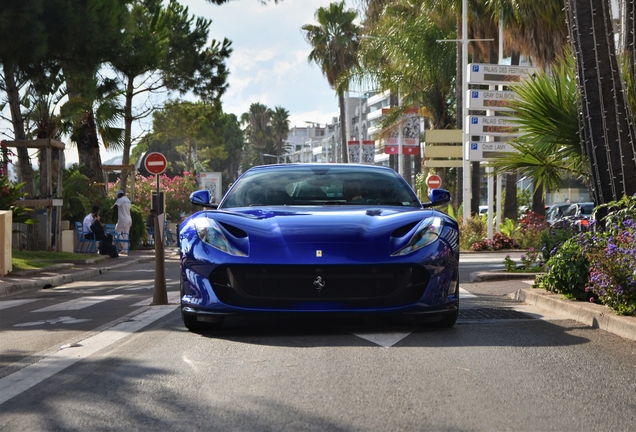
[382,108,420,156]
[347,141,361,163]
[199,172,222,204]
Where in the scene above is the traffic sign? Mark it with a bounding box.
[467,64,538,85]
[467,115,521,136]
[426,174,442,189]
[467,90,516,111]
[144,152,167,175]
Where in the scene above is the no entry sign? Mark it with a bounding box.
[426,174,442,189]
[144,152,167,175]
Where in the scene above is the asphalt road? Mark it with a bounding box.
[0,254,635,431]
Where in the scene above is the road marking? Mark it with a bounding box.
[32,295,123,312]
[459,287,477,298]
[14,316,92,327]
[130,291,180,307]
[0,299,38,311]
[348,328,416,347]
[0,305,178,406]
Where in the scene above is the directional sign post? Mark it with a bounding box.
[467,89,517,111]
[467,64,538,85]
[144,152,168,305]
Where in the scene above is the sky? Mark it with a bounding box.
[93,0,355,165]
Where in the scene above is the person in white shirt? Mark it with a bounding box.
[113,189,132,235]
[83,206,100,238]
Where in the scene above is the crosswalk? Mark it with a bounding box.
[1,287,477,315]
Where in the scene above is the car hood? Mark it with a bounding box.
[205,206,433,242]
[181,206,452,263]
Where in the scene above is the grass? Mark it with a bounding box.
[11,249,97,272]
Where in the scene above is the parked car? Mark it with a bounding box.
[179,164,460,331]
[546,203,572,225]
[560,202,595,231]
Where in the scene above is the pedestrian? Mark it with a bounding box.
[113,189,132,235]
[83,206,118,257]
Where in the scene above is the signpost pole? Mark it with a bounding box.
[153,173,167,305]
[144,152,168,305]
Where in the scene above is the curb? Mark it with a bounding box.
[510,288,636,342]
[0,256,157,298]
[470,271,542,282]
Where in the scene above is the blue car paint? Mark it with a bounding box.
[179,164,459,319]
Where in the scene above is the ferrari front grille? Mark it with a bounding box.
[209,264,430,309]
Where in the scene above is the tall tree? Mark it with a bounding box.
[565,0,636,210]
[241,103,272,167]
[302,1,361,163]
[0,0,48,249]
[138,100,227,175]
[110,0,232,193]
[270,106,290,163]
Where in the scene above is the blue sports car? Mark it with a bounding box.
[179,164,459,331]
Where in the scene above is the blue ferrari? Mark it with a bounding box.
[179,164,459,331]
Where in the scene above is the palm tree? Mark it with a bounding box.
[565,0,636,211]
[302,1,361,163]
[353,1,456,188]
[487,52,587,201]
[59,69,124,194]
[270,106,290,163]
[241,103,271,166]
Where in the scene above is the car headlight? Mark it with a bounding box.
[392,217,443,256]
[194,218,247,257]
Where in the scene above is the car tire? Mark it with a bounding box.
[181,309,224,332]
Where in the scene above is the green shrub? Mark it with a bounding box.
[459,215,487,250]
[129,204,146,249]
[535,235,591,301]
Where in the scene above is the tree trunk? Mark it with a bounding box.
[338,90,348,163]
[566,0,636,205]
[77,111,106,194]
[120,76,134,194]
[455,16,464,213]
[531,182,545,216]
[503,172,518,220]
[4,62,39,250]
[65,68,105,194]
[471,161,480,216]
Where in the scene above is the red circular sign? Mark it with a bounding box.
[144,152,167,175]
[426,174,442,189]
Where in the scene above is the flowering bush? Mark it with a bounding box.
[470,232,519,251]
[514,211,549,249]
[535,233,592,301]
[459,215,487,250]
[536,195,636,314]
[110,172,198,223]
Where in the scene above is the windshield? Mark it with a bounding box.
[221,165,420,209]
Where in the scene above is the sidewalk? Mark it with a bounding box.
[472,269,636,343]
[0,248,175,298]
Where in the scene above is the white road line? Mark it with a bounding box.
[130,291,180,307]
[459,287,477,298]
[0,305,178,406]
[348,328,416,347]
[32,295,123,312]
[0,299,38,311]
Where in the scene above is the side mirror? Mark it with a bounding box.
[423,188,451,208]
[190,190,218,209]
